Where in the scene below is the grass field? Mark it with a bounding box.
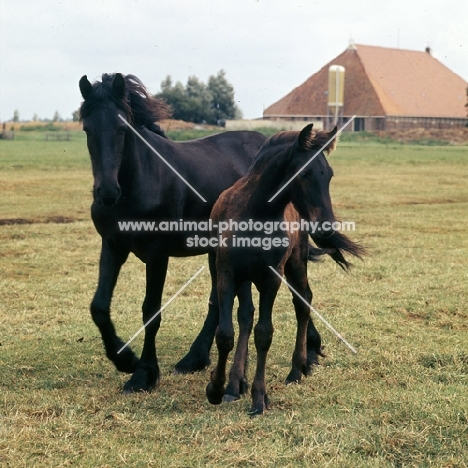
[0,131,467,467]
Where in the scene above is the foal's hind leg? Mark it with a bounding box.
[224,281,255,402]
[90,242,139,373]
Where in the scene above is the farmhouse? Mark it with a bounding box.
[263,43,468,131]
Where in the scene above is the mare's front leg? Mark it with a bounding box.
[123,254,168,393]
[206,272,235,405]
[91,241,138,373]
[174,251,219,373]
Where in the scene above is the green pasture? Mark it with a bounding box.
[0,131,467,467]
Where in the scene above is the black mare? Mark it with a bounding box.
[206,124,364,414]
[79,73,267,392]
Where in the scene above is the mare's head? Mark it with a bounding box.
[79,73,171,206]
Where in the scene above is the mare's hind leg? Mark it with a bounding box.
[174,252,219,373]
[91,242,138,373]
[283,256,322,383]
[123,254,168,393]
[224,281,255,402]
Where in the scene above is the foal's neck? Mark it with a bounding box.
[246,152,293,218]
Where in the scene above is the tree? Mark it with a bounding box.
[53,111,61,122]
[12,110,19,122]
[156,71,241,125]
[185,76,213,123]
[207,70,241,125]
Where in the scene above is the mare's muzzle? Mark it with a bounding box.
[94,185,122,207]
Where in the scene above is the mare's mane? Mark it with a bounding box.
[79,73,172,137]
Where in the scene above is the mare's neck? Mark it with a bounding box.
[118,128,165,198]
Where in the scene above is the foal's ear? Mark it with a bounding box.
[79,75,93,100]
[326,126,339,153]
[113,73,126,99]
[297,123,314,150]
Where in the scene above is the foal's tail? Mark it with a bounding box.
[309,232,366,270]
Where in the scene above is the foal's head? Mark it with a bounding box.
[284,124,365,268]
[286,124,338,238]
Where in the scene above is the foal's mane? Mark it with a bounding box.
[79,73,172,137]
[248,128,336,174]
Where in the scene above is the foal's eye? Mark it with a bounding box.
[299,170,310,178]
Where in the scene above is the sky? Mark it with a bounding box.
[0,0,467,122]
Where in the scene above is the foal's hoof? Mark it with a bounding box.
[248,394,270,416]
[285,369,303,385]
[222,394,240,403]
[225,377,249,396]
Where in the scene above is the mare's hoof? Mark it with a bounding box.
[174,354,211,374]
[113,347,139,374]
[122,366,159,394]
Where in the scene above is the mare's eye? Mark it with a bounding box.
[118,126,126,134]
[299,170,311,178]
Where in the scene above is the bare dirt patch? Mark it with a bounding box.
[0,216,79,226]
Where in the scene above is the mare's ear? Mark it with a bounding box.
[113,73,126,99]
[79,75,93,100]
[297,123,314,150]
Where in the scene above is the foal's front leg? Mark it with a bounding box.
[249,277,280,415]
[123,255,169,393]
[224,281,255,402]
[284,260,321,383]
[206,275,235,405]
